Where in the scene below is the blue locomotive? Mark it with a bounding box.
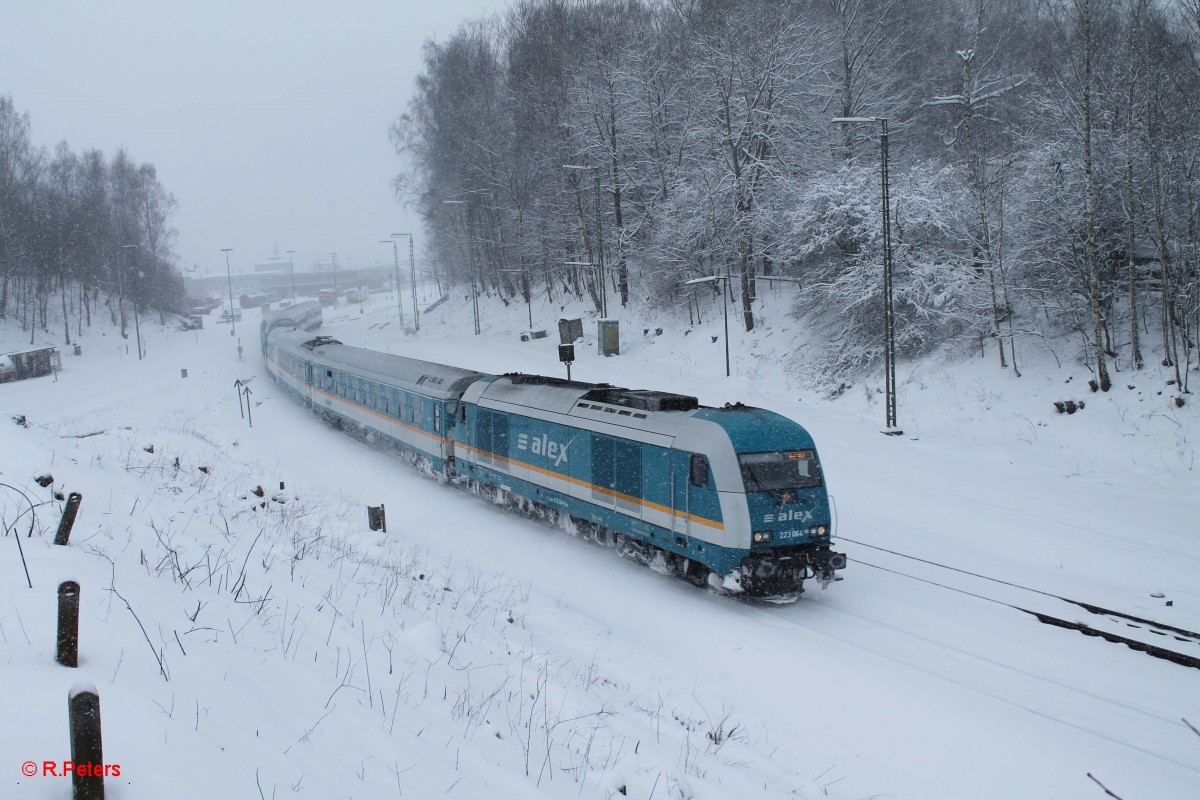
[261,319,845,597]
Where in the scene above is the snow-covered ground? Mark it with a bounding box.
[3,286,1198,799]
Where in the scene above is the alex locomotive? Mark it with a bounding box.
[261,310,845,597]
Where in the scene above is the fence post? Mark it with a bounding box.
[54,492,83,546]
[57,581,80,668]
[68,684,104,799]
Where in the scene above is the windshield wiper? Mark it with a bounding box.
[742,464,768,491]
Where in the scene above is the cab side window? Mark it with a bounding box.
[689,454,710,487]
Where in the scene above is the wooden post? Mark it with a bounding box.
[68,684,104,799]
[57,581,80,667]
[54,492,83,546]
[367,505,387,532]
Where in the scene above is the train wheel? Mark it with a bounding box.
[649,549,673,575]
[678,558,710,588]
[615,534,650,566]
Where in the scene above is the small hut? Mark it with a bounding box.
[0,346,61,383]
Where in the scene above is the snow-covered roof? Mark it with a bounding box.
[272,328,484,400]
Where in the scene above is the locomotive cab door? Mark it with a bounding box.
[671,450,715,540]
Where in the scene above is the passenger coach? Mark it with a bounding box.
[265,329,483,474]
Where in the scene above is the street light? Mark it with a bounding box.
[832,116,897,431]
[121,244,142,359]
[379,239,405,324]
[681,274,803,378]
[329,252,338,307]
[685,274,731,377]
[561,164,607,318]
[285,249,296,303]
[392,232,419,332]
[443,199,480,335]
[221,247,236,336]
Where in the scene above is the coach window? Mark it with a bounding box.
[689,454,710,488]
[434,405,443,433]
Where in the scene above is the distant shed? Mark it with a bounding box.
[0,346,61,383]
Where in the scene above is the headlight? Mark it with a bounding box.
[808,525,829,537]
[752,530,774,544]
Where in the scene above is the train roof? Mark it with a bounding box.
[467,373,704,439]
[692,405,817,453]
[269,328,485,400]
[261,300,323,335]
[472,374,816,452]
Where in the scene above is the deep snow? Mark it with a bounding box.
[2,285,1198,799]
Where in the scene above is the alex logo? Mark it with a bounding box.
[517,433,570,467]
[763,509,813,524]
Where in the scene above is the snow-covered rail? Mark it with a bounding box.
[841,537,1200,671]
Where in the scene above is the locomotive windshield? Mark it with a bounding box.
[739,450,823,492]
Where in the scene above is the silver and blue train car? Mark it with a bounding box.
[260,300,323,346]
[455,374,845,595]
[264,330,484,474]
[262,326,845,597]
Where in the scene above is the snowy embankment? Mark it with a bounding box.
[3,288,1199,800]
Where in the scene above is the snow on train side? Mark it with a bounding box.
[262,327,845,598]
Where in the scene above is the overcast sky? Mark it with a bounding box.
[1,0,508,278]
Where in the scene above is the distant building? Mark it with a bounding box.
[183,256,396,303]
[0,346,61,383]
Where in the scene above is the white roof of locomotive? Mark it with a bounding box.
[468,375,700,440]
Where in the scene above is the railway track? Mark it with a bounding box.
[840,536,1200,671]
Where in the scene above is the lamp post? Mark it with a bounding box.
[221,247,236,336]
[682,274,803,378]
[832,116,897,431]
[285,249,296,303]
[379,239,405,324]
[392,233,419,331]
[443,200,479,335]
[685,274,731,377]
[122,244,142,359]
[561,164,607,318]
[329,252,338,307]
